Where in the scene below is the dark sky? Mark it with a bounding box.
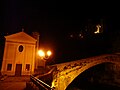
[1,0,120,32]
[1,0,120,63]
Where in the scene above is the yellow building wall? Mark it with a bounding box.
[1,32,36,76]
[1,41,36,76]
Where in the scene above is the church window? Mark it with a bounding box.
[7,64,12,71]
[18,45,24,52]
[26,64,30,71]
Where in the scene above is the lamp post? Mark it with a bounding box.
[38,49,52,68]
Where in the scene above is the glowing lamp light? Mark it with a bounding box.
[38,50,45,57]
[47,50,52,56]
[37,49,52,68]
[38,49,52,58]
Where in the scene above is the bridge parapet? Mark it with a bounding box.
[51,54,120,90]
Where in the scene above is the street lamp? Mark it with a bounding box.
[38,49,52,68]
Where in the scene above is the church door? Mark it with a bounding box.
[15,64,22,76]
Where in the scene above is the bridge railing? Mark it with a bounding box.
[28,66,56,90]
[30,74,55,90]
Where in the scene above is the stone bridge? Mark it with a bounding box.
[50,53,120,90]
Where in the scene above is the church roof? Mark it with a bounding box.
[5,31,37,44]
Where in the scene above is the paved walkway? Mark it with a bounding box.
[0,76,30,90]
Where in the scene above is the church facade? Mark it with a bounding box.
[1,31,37,76]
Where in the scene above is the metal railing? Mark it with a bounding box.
[30,74,55,90]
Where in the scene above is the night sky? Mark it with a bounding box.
[1,0,120,64]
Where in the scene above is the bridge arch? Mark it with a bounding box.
[66,62,118,90]
[51,54,120,90]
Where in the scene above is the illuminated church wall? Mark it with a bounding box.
[1,31,37,76]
